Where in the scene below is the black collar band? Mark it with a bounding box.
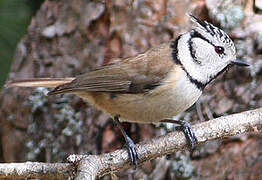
[170,36,206,90]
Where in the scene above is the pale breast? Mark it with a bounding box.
[75,68,202,123]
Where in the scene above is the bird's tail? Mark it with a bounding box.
[5,78,75,88]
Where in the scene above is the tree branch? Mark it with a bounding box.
[0,162,73,179]
[0,108,262,179]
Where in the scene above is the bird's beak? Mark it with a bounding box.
[231,58,250,67]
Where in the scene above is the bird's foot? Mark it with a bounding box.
[124,136,139,167]
[112,115,139,167]
[161,119,198,151]
[174,121,198,151]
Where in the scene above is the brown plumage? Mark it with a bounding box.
[6,42,184,123]
[48,42,174,95]
[6,15,248,166]
[5,78,75,88]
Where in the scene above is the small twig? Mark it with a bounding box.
[196,100,205,122]
[205,104,214,120]
[0,108,261,179]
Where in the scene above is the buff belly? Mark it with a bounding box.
[75,70,202,123]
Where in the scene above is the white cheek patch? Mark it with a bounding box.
[193,38,215,61]
[177,33,231,85]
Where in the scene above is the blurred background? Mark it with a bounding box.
[0,0,43,87]
[0,0,262,179]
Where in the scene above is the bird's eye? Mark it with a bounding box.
[215,46,225,54]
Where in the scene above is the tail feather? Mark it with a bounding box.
[48,85,77,95]
[5,78,75,88]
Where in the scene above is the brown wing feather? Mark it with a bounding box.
[49,42,174,95]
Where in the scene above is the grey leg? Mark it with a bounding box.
[112,115,139,166]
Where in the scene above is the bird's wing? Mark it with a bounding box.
[49,42,175,95]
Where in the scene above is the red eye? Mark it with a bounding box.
[215,46,225,54]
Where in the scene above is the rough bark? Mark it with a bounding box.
[0,108,261,179]
[0,0,262,179]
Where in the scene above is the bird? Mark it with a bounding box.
[5,15,249,166]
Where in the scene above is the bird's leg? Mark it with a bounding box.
[160,119,198,151]
[112,115,139,166]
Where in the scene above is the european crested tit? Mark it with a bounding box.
[5,15,249,166]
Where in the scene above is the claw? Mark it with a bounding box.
[179,121,198,150]
[161,119,198,151]
[125,136,139,166]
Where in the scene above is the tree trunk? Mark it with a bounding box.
[1,0,262,179]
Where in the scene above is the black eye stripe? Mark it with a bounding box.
[190,30,215,47]
[191,30,226,56]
